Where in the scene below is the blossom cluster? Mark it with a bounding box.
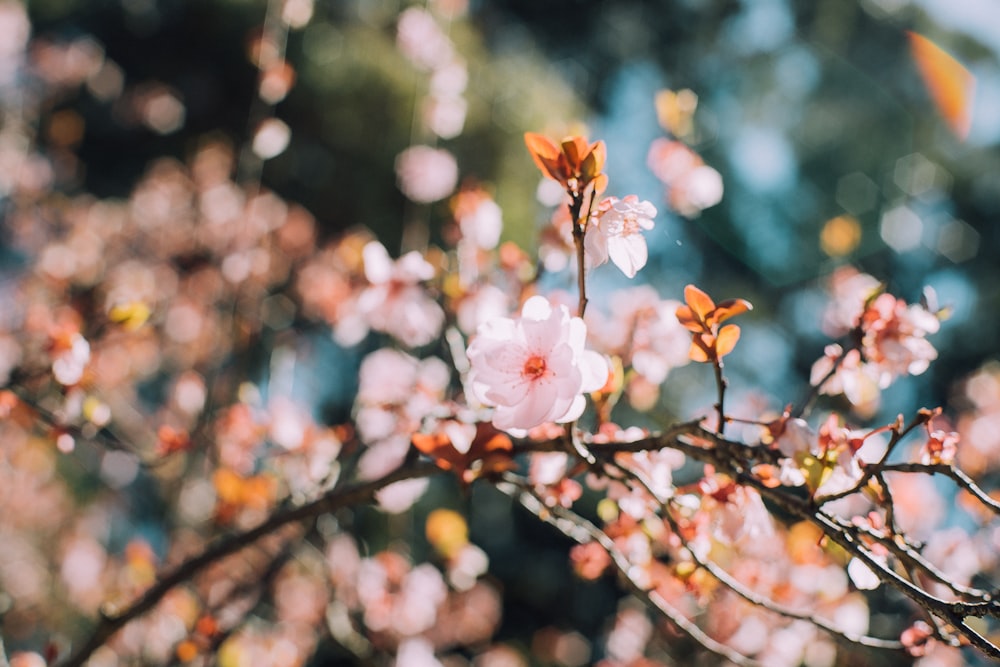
[0,3,995,667]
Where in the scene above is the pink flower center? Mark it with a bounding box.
[522,354,548,380]
[622,213,639,235]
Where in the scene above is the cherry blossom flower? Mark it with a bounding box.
[359,241,445,347]
[466,296,608,434]
[811,291,940,412]
[586,285,691,386]
[396,7,454,71]
[920,425,959,466]
[452,186,503,250]
[646,138,724,217]
[859,292,940,383]
[51,331,90,386]
[670,164,724,217]
[821,267,882,337]
[584,195,657,278]
[394,145,458,203]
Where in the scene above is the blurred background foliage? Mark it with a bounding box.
[24,0,1000,418]
[14,0,1000,662]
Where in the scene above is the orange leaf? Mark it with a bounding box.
[711,298,753,325]
[683,284,716,321]
[908,31,975,140]
[412,431,462,471]
[561,136,587,168]
[524,132,564,182]
[412,423,514,484]
[524,132,560,162]
[675,304,703,333]
[714,324,742,359]
[688,336,712,363]
[592,172,609,196]
[581,140,607,181]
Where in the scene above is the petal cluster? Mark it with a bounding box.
[585,195,657,279]
[467,296,608,434]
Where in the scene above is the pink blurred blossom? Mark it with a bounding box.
[395,145,458,203]
[359,241,445,347]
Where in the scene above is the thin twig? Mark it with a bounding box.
[605,458,904,651]
[879,462,1000,515]
[499,474,761,667]
[59,462,440,667]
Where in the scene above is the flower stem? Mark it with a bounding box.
[568,193,589,318]
[714,357,727,436]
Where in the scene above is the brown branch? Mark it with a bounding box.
[569,192,589,319]
[811,413,928,506]
[59,461,441,667]
[830,515,990,600]
[605,458,904,651]
[879,462,1000,515]
[499,474,761,667]
[742,475,1000,658]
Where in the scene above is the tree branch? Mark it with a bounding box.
[59,461,440,667]
[499,474,761,667]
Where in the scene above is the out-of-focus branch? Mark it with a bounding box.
[606,458,905,652]
[499,474,761,667]
[59,461,440,667]
[56,414,1000,665]
[879,462,1000,515]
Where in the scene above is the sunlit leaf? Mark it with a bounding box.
[675,304,702,332]
[688,337,712,363]
[523,132,563,180]
[561,137,585,167]
[712,298,753,325]
[581,140,607,181]
[908,31,975,140]
[655,88,698,138]
[412,431,461,471]
[683,284,716,321]
[714,324,741,358]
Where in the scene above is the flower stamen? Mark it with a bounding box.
[523,355,548,380]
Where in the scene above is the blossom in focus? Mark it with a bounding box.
[584,195,657,279]
[467,296,608,435]
[358,241,445,347]
[811,291,940,411]
[395,145,458,203]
